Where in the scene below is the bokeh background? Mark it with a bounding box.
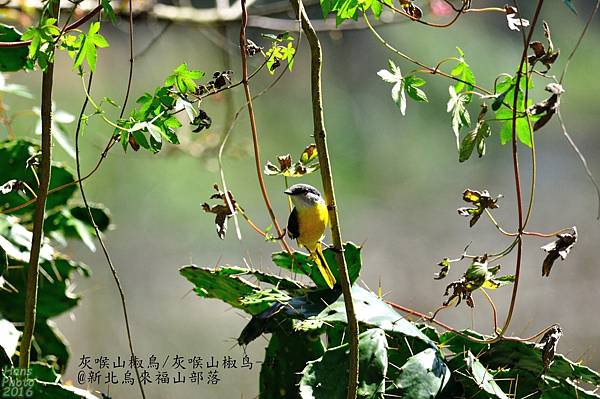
[3,0,600,397]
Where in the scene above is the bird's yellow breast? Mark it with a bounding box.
[296,202,329,251]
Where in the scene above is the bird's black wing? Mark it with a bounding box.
[287,207,299,239]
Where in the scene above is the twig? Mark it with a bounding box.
[121,0,135,119]
[134,21,172,59]
[238,0,295,257]
[18,1,59,371]
[559,0,600,84]
[480,289,498,333]
[499,0,545,337]
[362,12,493,96]
[290,1,358,397]
[74,74,147,399]
[557,110,600,219]
[379,0,468,28]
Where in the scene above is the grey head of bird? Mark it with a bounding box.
[284,184,324,207]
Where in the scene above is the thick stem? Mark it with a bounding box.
[290,1,358,397]
[18,5,59,371]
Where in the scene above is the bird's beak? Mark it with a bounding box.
[284,188,293,195]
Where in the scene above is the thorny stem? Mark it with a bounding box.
[290,1,359,397]
[18,1,59,374]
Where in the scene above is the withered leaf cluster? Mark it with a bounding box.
[399,0,422,19]
[457,189,500,227]
[539,325,563,372]
[529,83,564,132]
[202,184,237,240]
[441,255,514,308]
[0,179,24,195]
[197,70,233,95]
[541,227,577,277]
[528,22,559,72]
[246,39,264,57]
[264,144,319,177]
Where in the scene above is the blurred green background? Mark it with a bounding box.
[3,0,600,397]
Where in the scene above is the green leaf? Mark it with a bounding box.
[272,242,362,288]
[0,24,28,71]
[179,265,292,315]
[72,22,109,72]
[165,63,204,94]
[0,218,91,369]
[387,348,450,398]
[32,379,99,398]
[447,86,471,149]
[378,60,406,115]
[494,75,538,147]
[459,120,490,162]
[101,0,117,23]
[451,48,476,97]
[44,205,111,252]
[311,285,432,345]
[464,351,509,398]
[299,328,388,398]
[404,76,428,103]
[0,140,77,215]
[260,330,325,398]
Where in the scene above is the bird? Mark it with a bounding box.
[284,184,336,289]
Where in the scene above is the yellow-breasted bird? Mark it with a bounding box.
[284,184,336,289]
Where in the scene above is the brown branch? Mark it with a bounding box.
[18,2,59,371]
[290,1,359,398]
[499,0,545,337]
[238,0,280,236]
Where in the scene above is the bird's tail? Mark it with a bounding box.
[311,243,336,289]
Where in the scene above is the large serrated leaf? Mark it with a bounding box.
[299,328,388,399]
[272,242,361,288]
[260,330,325,399]
[179,265,292,315]
[388,348,450,398]
[465,351,508,399]
[314,286,432,345]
